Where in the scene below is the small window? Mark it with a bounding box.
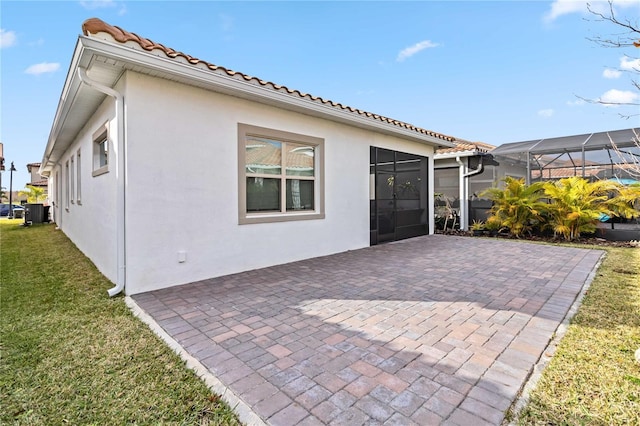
[93,124,109,177]
[238,123,324,224]
[55,170,60,210]
[65,161,70,210]
[70,155,75,204]
[76,149,82,204]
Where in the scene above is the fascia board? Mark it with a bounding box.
[79,36,455,148]
[434,151,477,160]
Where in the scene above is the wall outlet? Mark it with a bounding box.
[178,250,187,263]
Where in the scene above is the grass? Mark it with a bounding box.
[516,244,640,425]
[0,220,241,425]
[2,220,639,425]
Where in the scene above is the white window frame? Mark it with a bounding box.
[238,123,325,225]
[70,155,75,204]
[55,170,60,212]
[76,148,82,204]
[92,123,109,177]
[65,160,70,210]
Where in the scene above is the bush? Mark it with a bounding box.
[482,177,640,241]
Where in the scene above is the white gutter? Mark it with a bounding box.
[77,67,126,297]
[456,155,485,231]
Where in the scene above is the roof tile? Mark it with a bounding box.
[81,18,456,143]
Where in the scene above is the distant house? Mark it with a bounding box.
[26,162,48,192]
[39,18,460,296]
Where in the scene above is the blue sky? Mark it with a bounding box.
[1,0,639,190]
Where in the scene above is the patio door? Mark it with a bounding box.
[370,147,429,245]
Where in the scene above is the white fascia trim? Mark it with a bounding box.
[79,36,455,148]
[434,151,478,160]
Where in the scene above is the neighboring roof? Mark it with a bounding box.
[245,138,314,171]
[27,162,42,172]
[531,167,603,179]
[490,128,639,156]
[28,179,48,187]
[436,140,494,156]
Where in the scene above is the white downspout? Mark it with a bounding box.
[456,155,484,231]
[456,157,466,231]
[77,68,126,297]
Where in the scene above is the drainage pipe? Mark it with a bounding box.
[77,67,126,297]
[456,156,485,231]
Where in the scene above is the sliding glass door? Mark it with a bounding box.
[370,147,429,245]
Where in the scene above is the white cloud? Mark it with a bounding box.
[544,0,587,22]
[79,0,126,14]
[28,38,45,47]
[397,40,439,62]
[538,109,555,117]
[544,0,638,22]
[25,62,60,75]
[603,68,621,79]
[567,99,586,106]
[219,13,233,32]
[620,56,640,71]
[1,29,17,48]
[79,0,115,9]
[598,89,639,106]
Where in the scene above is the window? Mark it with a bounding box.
[76,149,82,204]
[55,170,60,211]
[238,123,324,224]
[65,161,70,210]
[92,124,109,176]
[70,155,75,204]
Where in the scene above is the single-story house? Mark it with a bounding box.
[40,18,460,296]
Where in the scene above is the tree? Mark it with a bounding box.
[582,1,639,112]
[585,1,640,178]
[19,185,46,203]
[608,128,640,179]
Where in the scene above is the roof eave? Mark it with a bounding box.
[84,36,455,147]
[434,150,482,160]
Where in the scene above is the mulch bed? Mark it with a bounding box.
[437,230,639,248]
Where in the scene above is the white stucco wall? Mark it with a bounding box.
[123,72,436,294]
[51,94,120,284]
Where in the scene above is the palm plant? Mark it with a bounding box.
[481,177,546,238]
[542,177,618,241]
[605,182,640,220]
[18,185,46,203]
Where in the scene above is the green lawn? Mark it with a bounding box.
[0,220,241,425]
[515,244,640,424]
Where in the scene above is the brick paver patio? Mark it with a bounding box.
[131,235,603,425]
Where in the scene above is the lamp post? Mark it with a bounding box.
[8,161,16,219]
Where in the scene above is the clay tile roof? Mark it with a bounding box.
[436,139,494,155]
[81,18,456,144]
[29,179,48,187]
[26,163,43,173]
